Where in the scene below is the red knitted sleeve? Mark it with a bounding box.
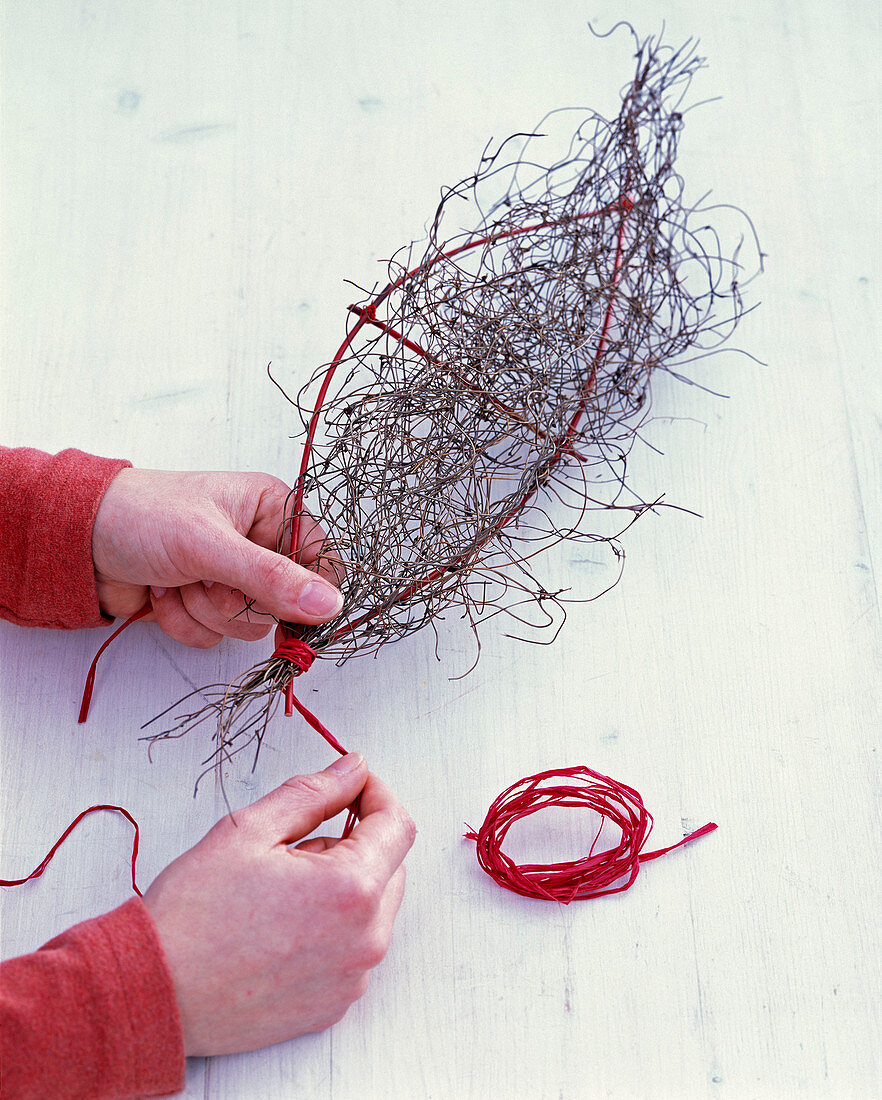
[0,898,186,1099]
[1,447,187,1095]
[0,446,131,629]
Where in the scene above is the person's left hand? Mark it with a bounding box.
[92,467,344,647]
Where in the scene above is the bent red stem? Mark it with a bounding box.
[286,197,628,558]
[326,195,634,644]
[79,198,632,721]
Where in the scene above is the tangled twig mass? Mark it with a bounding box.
[144,29,761,781]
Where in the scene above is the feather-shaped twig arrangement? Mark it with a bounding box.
[143,28,761,784]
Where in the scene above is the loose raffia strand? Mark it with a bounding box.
[272,636,347,754]
[272,635,359,837]
[0,805,142,897]
[78,605,151,723]
[6,641,354,897]
[465,766,717,902]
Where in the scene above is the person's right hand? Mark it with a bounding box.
[142,754,415,1056]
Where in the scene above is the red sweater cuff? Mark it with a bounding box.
[0,897,186,1099]
[0,447,131,629]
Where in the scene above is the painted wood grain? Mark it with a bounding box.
[2,2,879,1097]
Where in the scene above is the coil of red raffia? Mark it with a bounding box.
[465,766,717,902]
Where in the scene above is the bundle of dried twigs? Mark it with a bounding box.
[142,28,760,784]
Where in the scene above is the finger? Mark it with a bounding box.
[235,753,368,845]
[202,581,278,623]
[203,582,274,623]
[95,578,154,621]
[179,583,272,642]
[333,774,416,884]
[293,836,339,854]
[356,865,407,973]
[229,474,295,552]
[190,528,344,625]
[150,587,224,648]
[375,863,407,930]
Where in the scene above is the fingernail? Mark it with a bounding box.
[298,581,344,618]
[151,586,168,599]
[325,752,364,775]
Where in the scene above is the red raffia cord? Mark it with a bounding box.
[465,766,717,903]
[78,604,151,723]
[272,638,347,754]
[0,805,142,897]
[271,635,358,837]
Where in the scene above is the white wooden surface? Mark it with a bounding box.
[1,3,879,1098]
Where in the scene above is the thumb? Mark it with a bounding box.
[198,528,344,624]
[237,754,367,845]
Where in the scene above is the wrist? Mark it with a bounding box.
[91,466,137,579]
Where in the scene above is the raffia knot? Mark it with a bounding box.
[272,637,317,674]
[348,301,377,322]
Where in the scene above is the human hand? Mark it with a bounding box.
[142,753,415,1056]
[91,468,344,646]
